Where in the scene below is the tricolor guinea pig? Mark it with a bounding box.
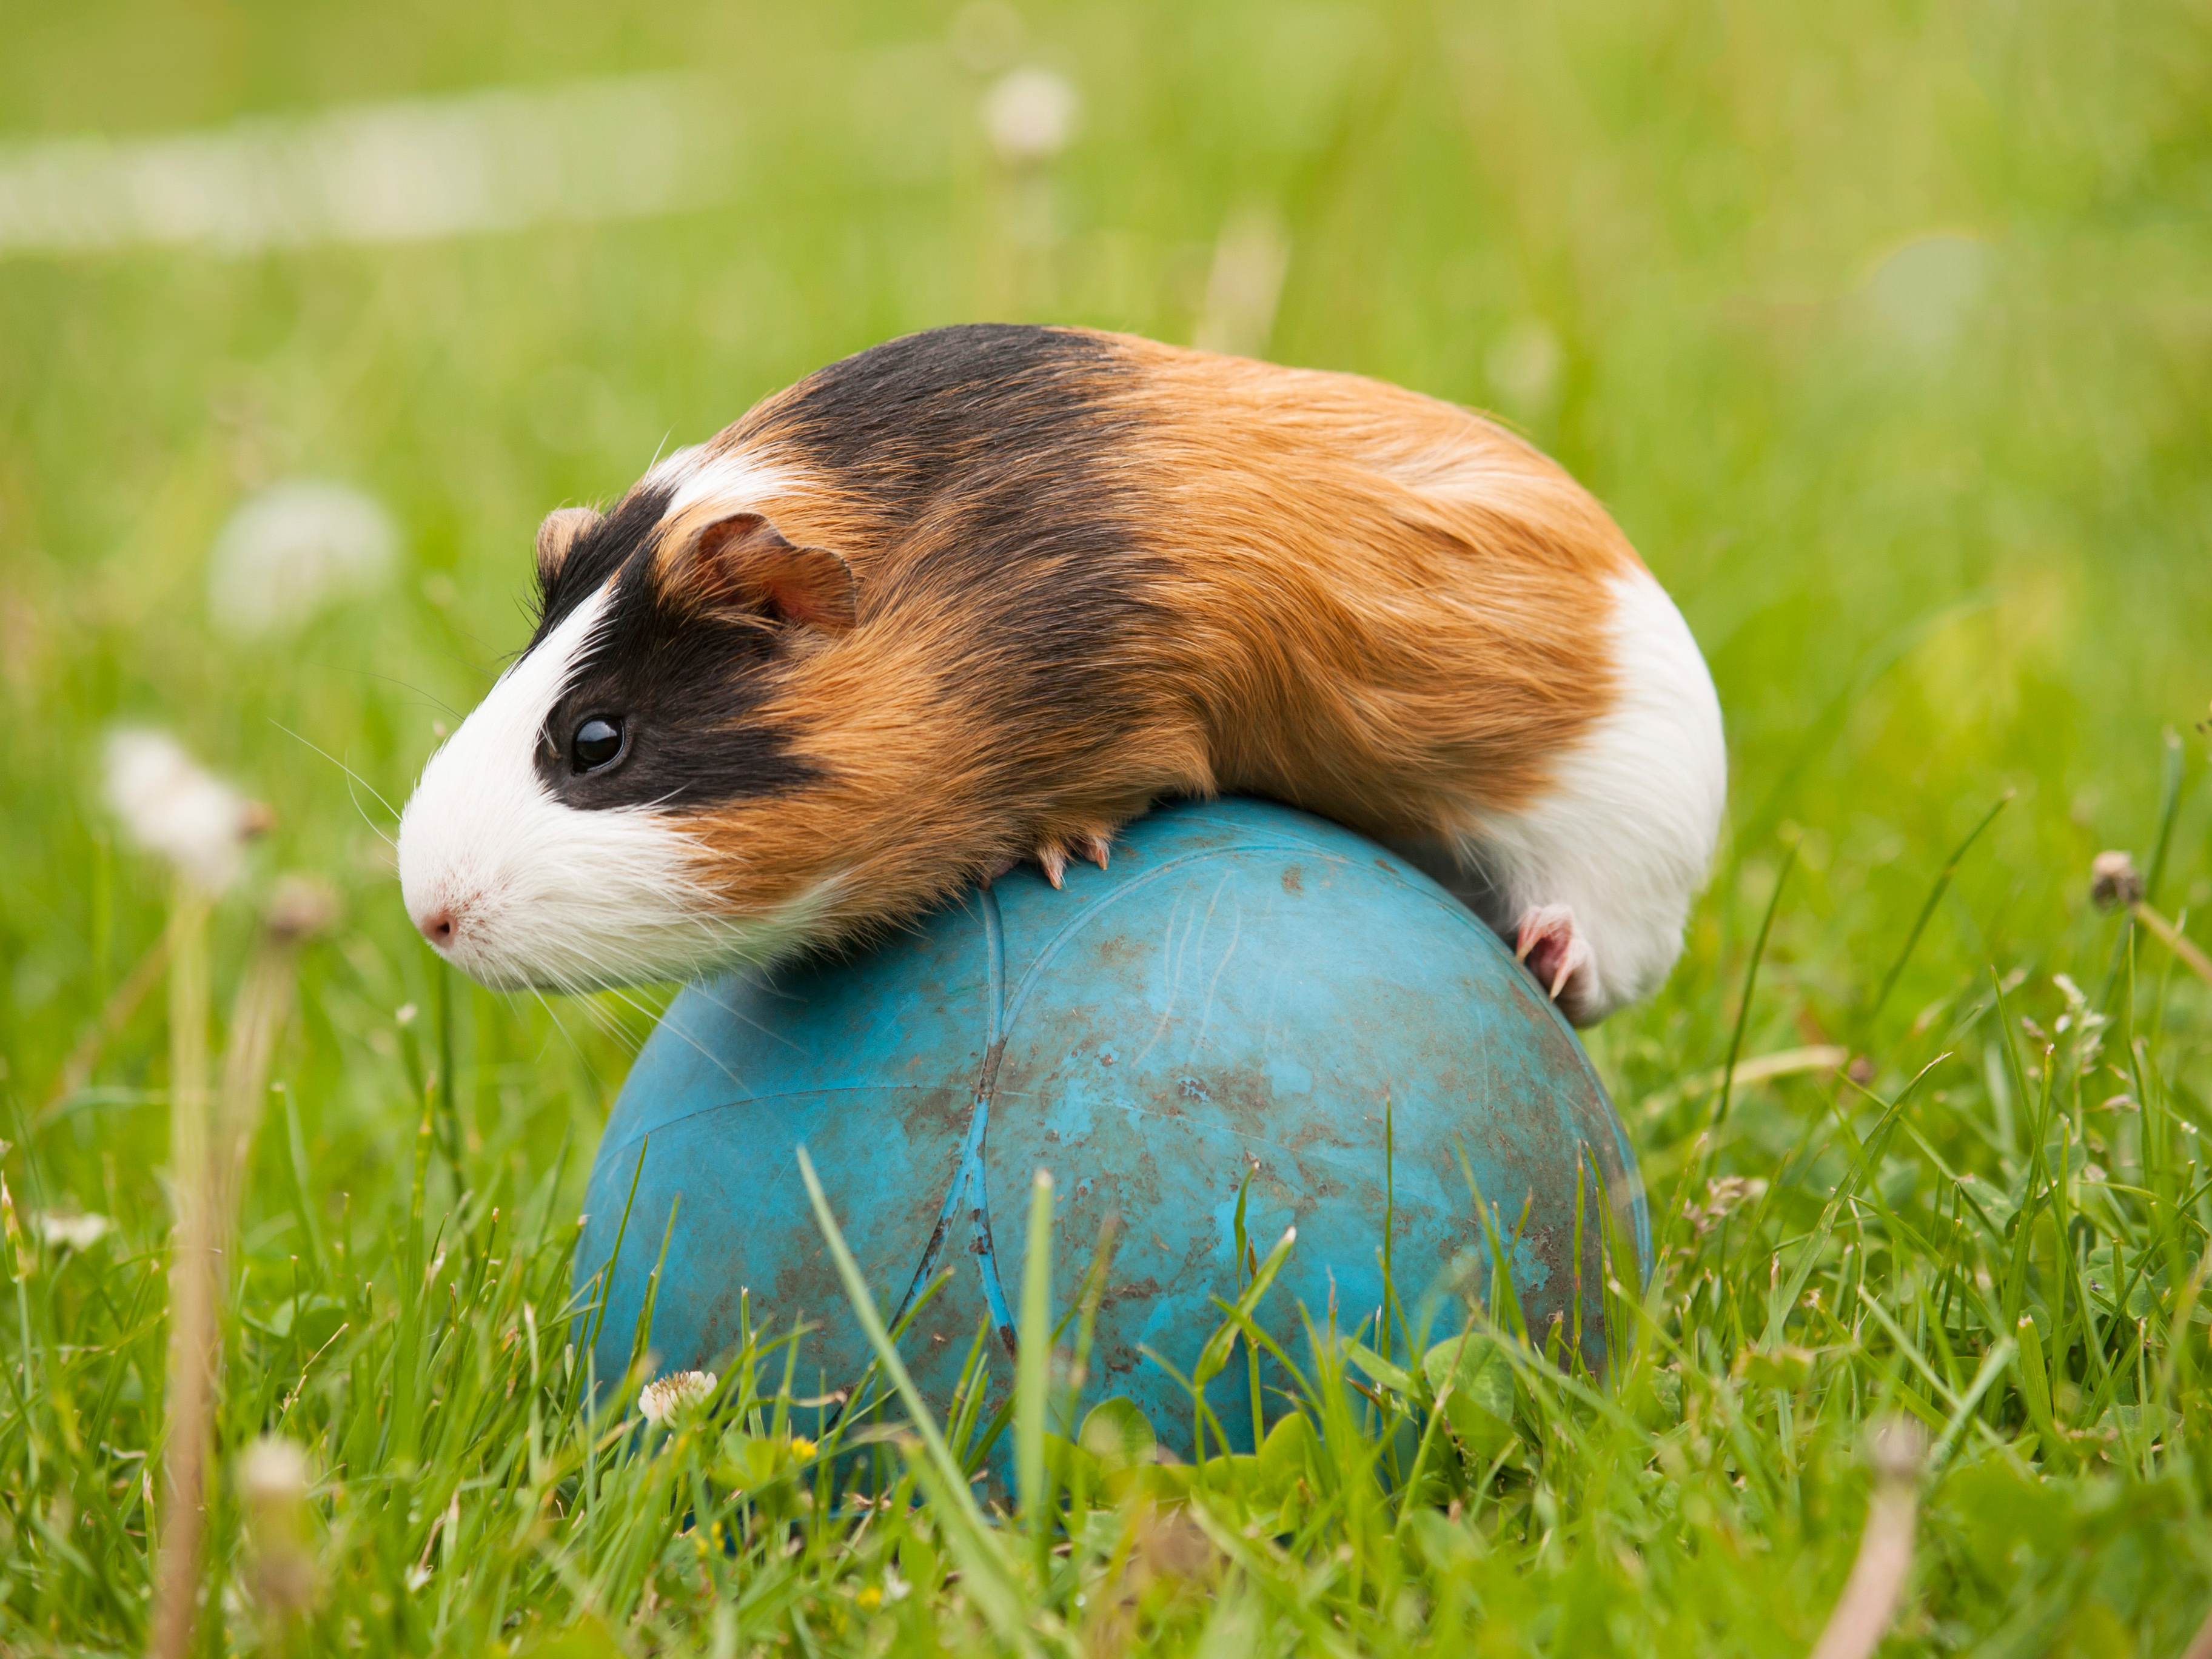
[397,324,1723,1024]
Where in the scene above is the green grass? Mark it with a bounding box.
[4,0,2212,1652]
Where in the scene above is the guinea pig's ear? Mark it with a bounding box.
[680,511,859,632]
[535,507,602,591]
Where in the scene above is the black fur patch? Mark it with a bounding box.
[743,324,1163,774]
[526,483,820,811]
[749,324,1133,512]
[523,324,1161,817]
[531,483,674,643]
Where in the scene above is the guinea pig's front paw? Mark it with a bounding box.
[1031,831,1113,890]
[1515,903,1598,1021]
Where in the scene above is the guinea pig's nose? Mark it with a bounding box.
[416,905,457,947]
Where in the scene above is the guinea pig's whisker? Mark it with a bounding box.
[678,974,803,1059]
[347,669,464,722]
[583,984,659,1051]
[268,719,400,845]
[548,942,756,1084]
[544,930,666,1027]
[525,984,623,1088]
[574,1002,640,1054]
[580,969,749,1084]
[543,970,632,1047]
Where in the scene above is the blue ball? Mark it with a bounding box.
[576,797,1649,1452]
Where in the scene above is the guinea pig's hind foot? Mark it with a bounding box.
[1515,903,1597,1020]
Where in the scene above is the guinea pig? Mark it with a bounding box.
[397,324,1723,1024]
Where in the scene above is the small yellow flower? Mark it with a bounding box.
[789,1436,817,1460]
[856,1586,882,1612]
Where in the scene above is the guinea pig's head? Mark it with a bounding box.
[396,473,859,991]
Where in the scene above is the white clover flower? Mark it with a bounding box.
[35,1212,113,1251]
[206,480,397,640]
[637,1369,717,1424]
[103,728,266,894]
[983,67,1078,166]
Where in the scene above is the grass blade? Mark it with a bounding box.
[1015,1167,1053,1537]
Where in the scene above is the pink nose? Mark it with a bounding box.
[417,906,456,947]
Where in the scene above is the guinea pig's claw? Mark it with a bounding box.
[1515,903,1593,1009]
[1029,833,1108,889]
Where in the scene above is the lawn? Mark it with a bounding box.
[3,0,2211,1653]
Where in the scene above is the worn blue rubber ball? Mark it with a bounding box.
[575,797,1649,1452]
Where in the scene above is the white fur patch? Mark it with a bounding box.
[1462,569,1726,1019]
[643,443,795,517]
[397,581,834,992]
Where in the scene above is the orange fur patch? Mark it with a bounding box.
[614,331,1636,945]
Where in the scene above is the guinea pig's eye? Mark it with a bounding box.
[570,717,625,774]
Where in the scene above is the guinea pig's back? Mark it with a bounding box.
[1096,335,1648,828]
[703,325,1667,833]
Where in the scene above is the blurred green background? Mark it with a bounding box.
[3,0,2208,1196]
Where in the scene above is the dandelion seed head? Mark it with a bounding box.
[2090,850,2143,911]
[34,1212,112,1251]
[983,68,1077,165]
[103,728,264,893]
[264,873,341,942]
[241,1436,311,1505]
[207,480,397,640]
